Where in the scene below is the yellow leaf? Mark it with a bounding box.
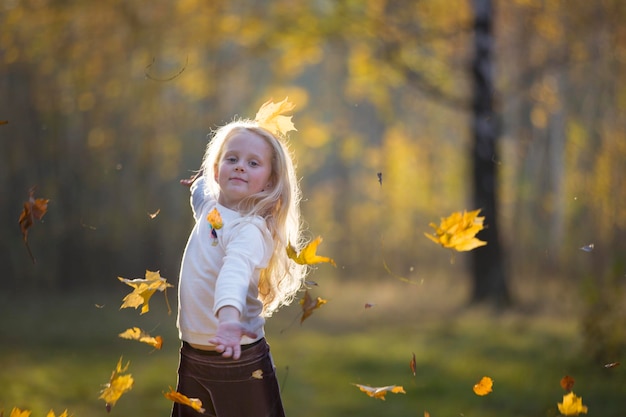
[287,236,336,267]
[164,387,205,414]
[45,410,70,417]
[558,392,588,416]
[353,384,406,400]
[425,209,487,252]
[299,289,327,324]
[251,369,264,379]
[99,357,134,409]
[206,207,223,229]
[473,376,493,396]
[118,327,163,349]
[254,97,297,136]
[118,270,173,314]
[9,408,31,417]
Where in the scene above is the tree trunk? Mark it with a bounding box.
[470,0,510,307]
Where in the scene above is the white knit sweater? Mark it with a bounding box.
[176,177,273,346]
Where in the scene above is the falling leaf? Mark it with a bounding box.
[353,384,406,400]
[364,303,376,309]
[99,357,134,411]
[18,186,50,263]
[299,289,327,324]
[164,387,205,414]
[560,375,575,391]
[377,172,383,186]
[8,409,31,417]
[206,208,223,229]
[0,120,8,125]
[251,369,264,379]
[424,209,487,252]
[409,352,417,376]
[148,209,161,219]
[118,270,174,315]
[473,376,493,396]
[604,362,620,369]
[254,97,296,136]
[579,243,594,252]
[118,327,163,349]
[287,236,336,267]
[558,392,588,416]
[424,412,430,417]
[45,410,71,417]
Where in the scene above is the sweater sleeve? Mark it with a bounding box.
[213,218,273,316]
[189,176,211,221]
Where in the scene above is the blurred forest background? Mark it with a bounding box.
[1,0,625,356]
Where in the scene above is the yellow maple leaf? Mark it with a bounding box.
[9,408,31,417]
[353,384,406,400]
[254,97,296,136]
[424,209,487,252]
[473,376,493,396]
[164,387,205,414]
[299,289,327,324]
[287,236,336,267]
[206,207,223,229]
[118,270,173,314]
[99,357,134,410]
[118,327,163,349]
[45,410,71,417]
[558,392,588,416]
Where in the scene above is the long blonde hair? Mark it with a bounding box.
[201,119,306,316]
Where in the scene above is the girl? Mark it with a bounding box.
[173,103,306,417]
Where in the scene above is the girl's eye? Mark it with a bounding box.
[226,157,237,163]
[249,161,259,167]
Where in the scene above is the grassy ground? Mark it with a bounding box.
[1,273,624,417]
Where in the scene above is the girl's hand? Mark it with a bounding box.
[208,321,257,360]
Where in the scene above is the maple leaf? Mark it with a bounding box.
[8,409,31,417]
[558,392,588,416]
[409,352,417,376]
[353,384,406,400]
[206,207,223,229]
[287,236,336,267]
[45,410,71,417]
[118,270,173,314]
[118,327,163,349]
[473,376,493,396]
[251,369,264,379]
[424,209,487,252]
[164,387,205,414]
[299,289,327,324]
[18,186,49,263]
[560,375,575,391]
[254,97,296,136]
[99,357,134,411]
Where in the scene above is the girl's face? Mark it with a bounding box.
[215,130,273,210]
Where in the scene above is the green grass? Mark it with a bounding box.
[1,276,624,417]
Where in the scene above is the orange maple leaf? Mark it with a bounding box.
[99,357,134,411]
[18,186,49,263]
[424,209,487,252]
[118,270,173,314]
[353,384,406,400]
[254,97,296,136]
[560,375,575,391]
[164,387,205,414]
[287,236,336,267]
[118,327,163,349]
[299,289,327,324]
[473,376,493,396]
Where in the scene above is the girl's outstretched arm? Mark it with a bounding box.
[180,169,203,187]
[208,306,257,360]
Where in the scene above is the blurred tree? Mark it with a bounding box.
[469,0,510,306]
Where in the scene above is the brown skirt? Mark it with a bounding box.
[171,338,286,417]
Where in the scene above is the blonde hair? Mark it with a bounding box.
[201,119,306,316]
